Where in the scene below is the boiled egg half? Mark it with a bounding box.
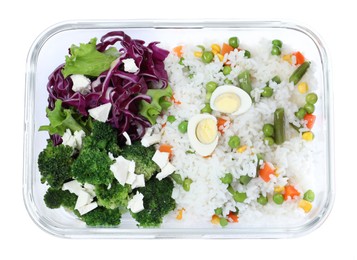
[210,85,252,115]
[188,114,218,157]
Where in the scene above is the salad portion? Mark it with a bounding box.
[38,31,319,228]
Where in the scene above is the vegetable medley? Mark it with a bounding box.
[38,31,318,228]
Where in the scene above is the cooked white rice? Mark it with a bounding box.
[156,39,318,226]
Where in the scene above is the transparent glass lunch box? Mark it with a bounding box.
[23,20,334,238]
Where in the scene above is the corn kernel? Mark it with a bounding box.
[211,214,220,224]
[274,186,285,193]
[302,131,314,141]
[176,208,185,220]
[237,145,247,153]
[211,44,221,54]
[297,82,309,94]
[283,54,292,64]
[299,199,312,213]
[216,53,224,62]
[194,51,202,58]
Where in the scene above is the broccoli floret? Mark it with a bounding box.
[80,206,121,226]
[38,140,74,189]
[44,187,77,210]
[131,177,176,227]
[83,120,121,157]
[96,180,131,209]
[121,141,159,180]
[71,148,114,185]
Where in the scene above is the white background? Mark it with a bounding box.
[1,0,356,259]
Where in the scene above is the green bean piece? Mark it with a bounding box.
[229,37,239,48]
[271,46,281,56]
[272,39,283,48]
[303,190,315,202]
[228,135,241,149]
[237,70,252,95]
[178,120,188,133]
[295,107,307,119]
[196,45,205,51]
[214,207,223,216]
[178,57,185,66]
[206,81,218,93]
[171,173,183,185]
[220,173,233,184]
[233,191,247,203]
[274,108,285,145]
[261,86,274,97]
[257,195,268,205]
[183,178,193,192]
[304,103,315,114]
[223,66,232,75]
[244,50,251,58]
[264,137,275,146]
[200,103,212,114]
[263,123,275,137]
[271,75,282,84]
[239,175,252,185]
[202,51,214,63]
[205,92,212,103]
[306,93,318,105]
[289,123,302,133]
[289,61,311,85]
[273,193,284,205]
[220,217,229,227]
[167,115,176,123]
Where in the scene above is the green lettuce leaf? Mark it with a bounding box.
[61,38,119,78]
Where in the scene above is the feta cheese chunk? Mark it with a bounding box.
[88,103,112,122]
[62,180,83,196]
[123,131,132,145]
[77,202,98,215]
[73,130,86,150]
[141,132,162,147]
[84,183,96,197]
[128,192,144,213]
[62,129,86,150]
[122,58,139,73]
[152,150,170,169]
[110,156,130,185]
[70,74,91,94]
[131,173,145,189]
[156,162,176,180]
[75,190,94,209]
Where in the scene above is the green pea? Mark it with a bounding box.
[306,93,318,105]
[271,75,282,84]
[214,207,223,216]
[229,36,239,48]
[224,78,233,85]
[171,173,183,185]
[239,175,252,185]
[273,193,284,205]
[257,195,268,205]
[261,86,274,97]
[206,81,218,93]
[178,120,188,133]
[304,103,315,114]
[272,39,283,48]
[205,92,212,103]
[223,66,232,75]
[228,135,241,149]
[233,192,247,203]
[200,103,212,114]
[295,108,307,119]
[220,217,229,227]
[271,46,281,56]
[220,173,233,184]
[264,137,275,146]
[263,124,274,137]
[167,115,176,123]
[183,178,193,192]
[244,50,251,58]
[202,51,214,63]
[303,190,315,202]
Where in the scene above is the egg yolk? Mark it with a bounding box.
[195,118,217,144]
[214,93,241,113]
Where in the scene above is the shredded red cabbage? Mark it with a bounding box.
[46,31,169,140]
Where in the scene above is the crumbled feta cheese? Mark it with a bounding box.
[73,130,86,150]
[125,171,137,185]
[75,190,94,209]
[156,162,176,180]
[108,152,115,160]
[131,174,145,189]
[128,192,144,213]
[77,202,98,215]
[84,183,96,197]
[122,58,139,73]
[141,132,162,147]
[70,74,91,94]
[62,180,83,196]
[152,150,170,169]
[123,131,132,145]
[128,160,136,175]
[62,129,86,150]
[88,103,112,122]
[110,156,130,185]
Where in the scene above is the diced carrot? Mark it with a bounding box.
[159,144,173,159]
[211,214,220,225]
[293,51,305,65]
[176,208,185,220]
[203,154,212,159]
[259,162,275,182]
[227,211,239,223]
[170,95,181,105]
[221,43,234,56]
[173,45,183,58]
[161,122,167,128]
[217,117,228,134]
[284,185,301,201]
[304,113,316,129]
